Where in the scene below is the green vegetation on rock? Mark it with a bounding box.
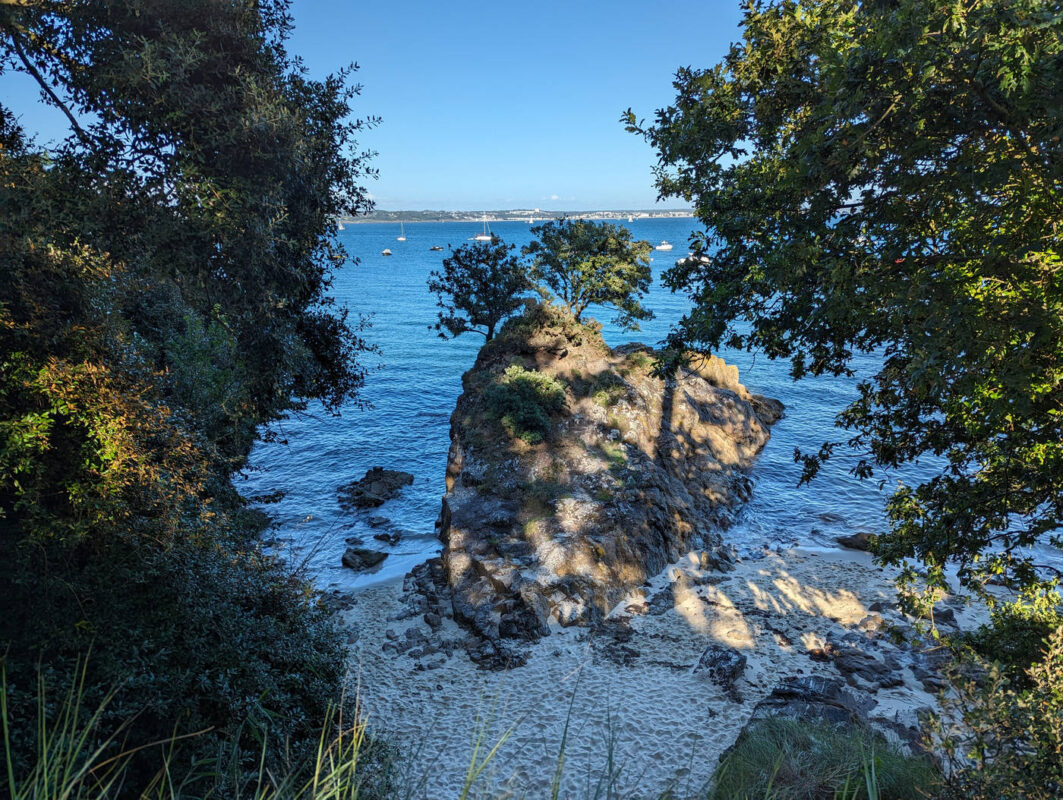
[483,364,567,444]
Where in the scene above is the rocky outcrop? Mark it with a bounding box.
[431,304,783,666]
[338,467,414,509]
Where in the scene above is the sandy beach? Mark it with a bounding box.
[339,547,973,798]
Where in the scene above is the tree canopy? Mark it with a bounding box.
[627,0,1063,598]
[0,0,376,785]
[523,218,654,330]
[427,237,531,341]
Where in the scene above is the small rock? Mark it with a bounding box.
[693,644,747,695]
[836,532,874,551]
[341,547,388,570]
[373,531,402,546]
[933,606,957,627]
[857,613,885,633]
[368,516,390,527]
[424,612,442,630]
[646,585,675,615]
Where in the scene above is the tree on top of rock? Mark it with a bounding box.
[523,218,654,330]
[427,237,531,341]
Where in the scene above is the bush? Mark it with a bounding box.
[711,718,941,800]
[482,364,566,444]
[965,589,1063,682]
[933,624,1063,800]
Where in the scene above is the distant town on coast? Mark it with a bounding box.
[342,208,695,223]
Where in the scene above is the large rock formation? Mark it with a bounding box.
[432,304,783,665]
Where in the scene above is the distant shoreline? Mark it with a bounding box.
[339,210,696,225]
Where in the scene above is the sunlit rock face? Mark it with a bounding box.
[430,303,783,667]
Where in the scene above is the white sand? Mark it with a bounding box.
[339,548,955,798]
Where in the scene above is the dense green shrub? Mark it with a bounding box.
[965,589,1063,682]
[934,625,1063,800]
[482,364,566,444]
[711,718,941,800]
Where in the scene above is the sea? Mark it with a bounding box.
[240,218,1051,593]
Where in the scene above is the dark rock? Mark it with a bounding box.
[367,515,389,527]
[338,467,414,510]
[749,675,875,727]
[693,644,747,695]
[836,531,874,551]
[341,547,388,570]
[319,591,357,614]
[699,545,739,572]
[424,612,442,630]
[828,644,905,690]
[646,584,675,616]
[373,531,402,546]
[933,606,957,627]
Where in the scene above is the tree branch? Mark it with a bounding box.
[9,30,93,147]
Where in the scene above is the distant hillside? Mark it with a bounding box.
[340,209,694,223]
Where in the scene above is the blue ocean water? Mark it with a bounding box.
[241,219,907,591]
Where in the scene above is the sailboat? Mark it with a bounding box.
[396,221,406,242]
[473,214,493,242]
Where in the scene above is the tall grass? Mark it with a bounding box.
[2,663,386,800]
[709,718,940,800]
[3,664,945,800]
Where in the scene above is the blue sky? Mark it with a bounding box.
[1,1,745,210]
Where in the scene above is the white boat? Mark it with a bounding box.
[429,245,443,251]
[473,214,493,241]
[627,216,633,223]
[396,221,406,242]
[381,248,392,256]
[655,240,674,251]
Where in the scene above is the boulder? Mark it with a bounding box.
[749,675,875,727]
[692,644,747,694]
[341,547,388,570]
[836,531,874,551]
[338,467,414,510]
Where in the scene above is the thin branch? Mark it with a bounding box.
[9,30,93,147]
